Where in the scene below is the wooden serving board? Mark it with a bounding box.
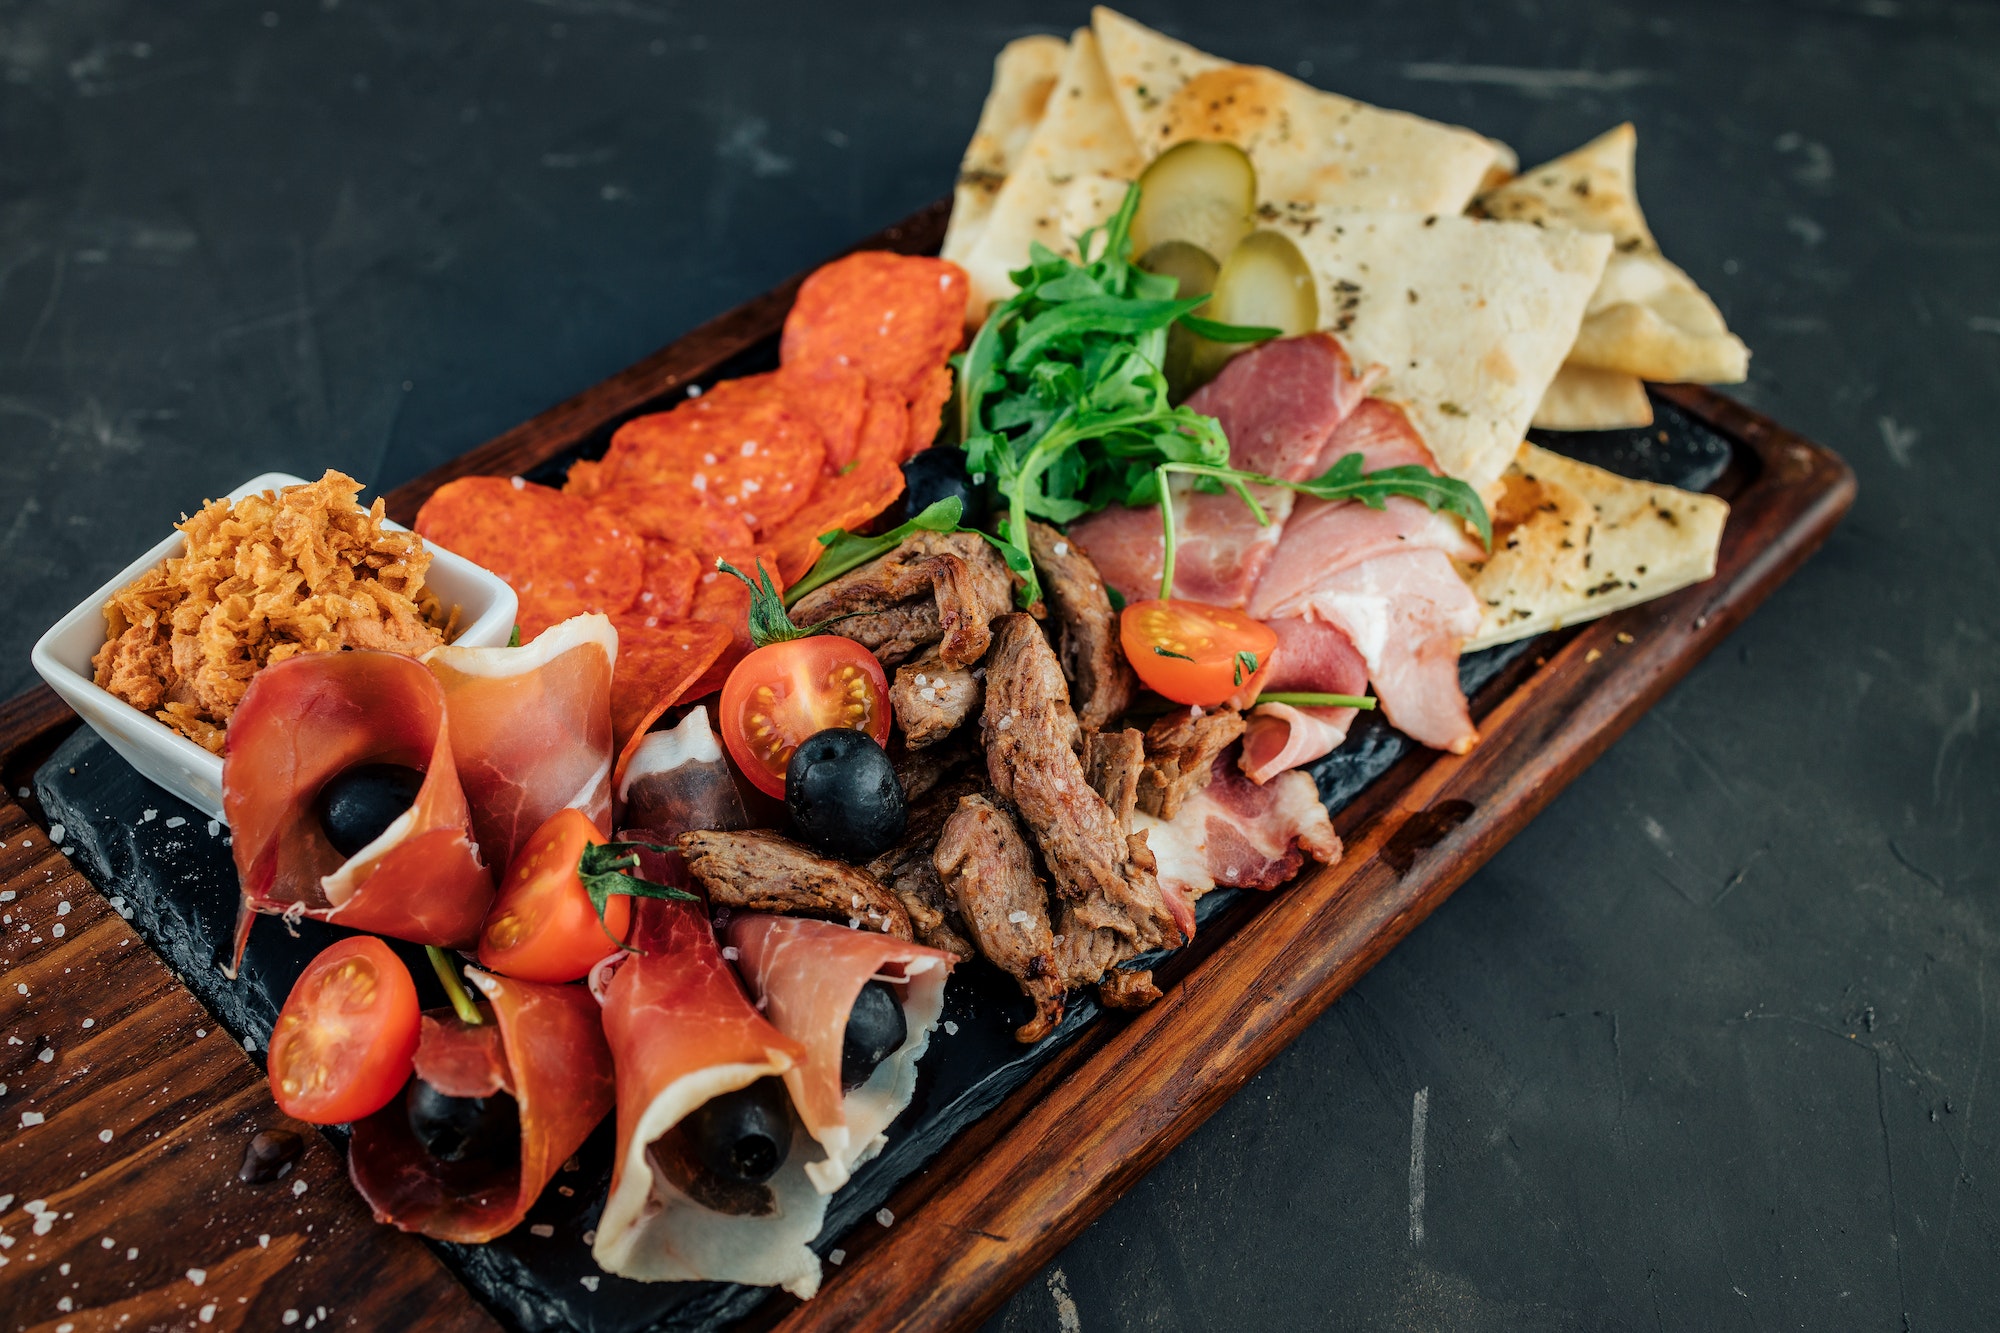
[0,199,1853,1332]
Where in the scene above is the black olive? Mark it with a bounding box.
[405,1078,521,1164]
[682,1076,792,1184]
[316,763,425,858]
[841,980,908,1090]
[891,446,987,528]
[785,729,906,862]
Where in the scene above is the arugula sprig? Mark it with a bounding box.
[1142,456,1492,601]
[958,183,1274,606]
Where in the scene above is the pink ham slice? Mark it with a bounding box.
[1068,482,1293,607]
[1136,747,1341,903]
[1187,332,1380,480]
[1068,333,1382,607]
[1240,617,1371,783]
[1313,395,1440,473]
[726,915,953,1194]
[424,613,618,871]
[1262,549,1482,754]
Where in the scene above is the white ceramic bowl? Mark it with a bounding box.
[31,471,518,821]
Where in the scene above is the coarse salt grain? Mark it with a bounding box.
[876,1208,894,1227]
[142,810,157,822]
[580,1276,600,1291]
[50,923,63,938]
[187,1268,206,1286]
[919,687,937,702]
[0,891,12,902]
[48,824,65,843]
[1007,910,1030,925]
[199,1304,217,1323]
[258,1235,270,1248]
[101,1237,114,1248]
[14,984,25,995]
[1053,541,1069,556]
[511,476,526,489]
[943,1020,959,1035]
[828,1248,846,1265]
[99,1129,113,1143]
[996,715,1013,731]
[530,1224,554,1238]
[292,1179,308,1196]
[283,1310,299,1325]
[164,816,186,829]
[81,1019,92,1029]
[206,820,221,837]
[722,946,739,961]
[20,1112,43,1127]
[128,1247,139,1259]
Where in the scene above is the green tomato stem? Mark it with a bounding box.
[1255,692,1379,710]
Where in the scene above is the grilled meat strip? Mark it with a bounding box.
[677,829,913,940]
[888,646,983,749]
[1084,727,1145,833]
[934,793,1066,1043]
[866,772,983,960]
[1027,520,1136,732]
[980,614,1179,956]
[789,530,1014,669]
[1137,706,1247,819]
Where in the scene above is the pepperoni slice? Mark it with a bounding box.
[905,363,954,461]
[610,620,734,749]
[780,252,969,402]
[572,478,758,556]
[593,375,824,533]
[415,476,642,639]
[780,362,870,474]
[619,542,702,625]
[767,453,907,586]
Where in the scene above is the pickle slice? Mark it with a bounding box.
[1186,229,1320,388]
[1130,141,1257,263]
[1138,240,1221,402]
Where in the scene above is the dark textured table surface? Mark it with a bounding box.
[2,2,1994,1329]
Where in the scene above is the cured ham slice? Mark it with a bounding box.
[1245,492,1484,623]
[1312,395,1440,474]
[726,915,953,1193]
[223,651,493,969]
[1264,549,1481,753]
[1068,482,1293,608]
[616,704,749,836]
[1240,617,1371,783]
[347,970,614,1243]
[592,895,824,1297]
[1135,747,1341,902]
[1185,332,1380,480]
[424,614,618,871]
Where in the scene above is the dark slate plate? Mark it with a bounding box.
[35,396,1730,1333]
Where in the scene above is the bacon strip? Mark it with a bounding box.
[222,651,493,969]
[424,613,618,870]
[591,895,826,1297]
[347,971,615,1243]
[1240,617,1371,783]
[726,915,954,1193]
[1136,748,1341,902]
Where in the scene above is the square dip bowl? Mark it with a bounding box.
[31,471,518,822]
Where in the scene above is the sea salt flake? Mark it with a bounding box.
[81,1019,92,1029]
[188,1268,206,1286]
[943,1020,959,1035]
[20,1112,43,1127]
[828,1248,846,1265]
[876,1207,894,1227]
[128,1247,139,1259]
[530,1224,554,1238]
[14,984,25,995]
[1053,541,1069,556]
[919,687,937,702]
[48,824,65,843]
[164,817,186,829]
[258,1235,270,1249]
[580,1276,601,1291]
[99,1129,113,1142]
[37,1048,53,1063]
[206,820,221,837]
[1007,910,1030,925]
[510,476,526,490]
[142,810,157,822]
[101,1237,114,1248]
[292,1178,308,1196]
[0,891,12,902]
[722,946,739,961]
[51,923,63,938]
[283,1311,299,1325]
[56,901,70,916]
[199,1304,218,1323]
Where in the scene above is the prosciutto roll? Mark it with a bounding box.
[347,969,614,1243]
[726,915,953,1194]
[223,650,493,969]
[592,895,825,1297]
[615,705,748,837]
[424,613,618,870]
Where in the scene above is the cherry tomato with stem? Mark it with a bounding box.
[1120,598,1277,707]
[267,936,421,1125]
[477,807,696,984]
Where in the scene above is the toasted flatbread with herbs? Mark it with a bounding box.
[941,35,1069,268]
[1091,7,1502,215]
[1532,363,1655,431]
[960,29,1144,316]
[1465,443,1728,650]
[1270,211,1611,492]
[1476,124,1749,387]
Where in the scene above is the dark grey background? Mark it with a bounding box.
[2,1,1993,1329]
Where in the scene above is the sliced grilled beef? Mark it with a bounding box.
[1137,706,1247,819]
[677,829,913,940]
[888,646,983,749]
[789,530,1013,669]
[1027,520,1135,732]
[934,792,1066,1043]
[1084,727,1145,833]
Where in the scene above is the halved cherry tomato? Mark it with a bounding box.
[718,637,891,797]
[1120,598,1277,707]
[268,936,421,1125]
[478,807,633,984]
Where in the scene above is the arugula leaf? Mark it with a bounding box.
[956,182,1272,606]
